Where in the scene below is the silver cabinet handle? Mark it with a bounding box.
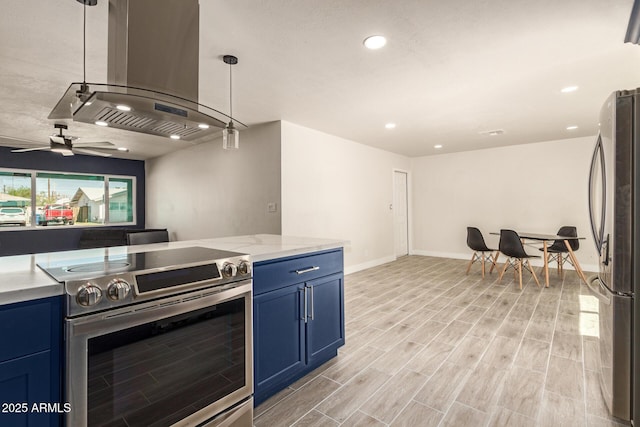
[303,286,308,323]
[295,266,320,275]
[309,285,314,320]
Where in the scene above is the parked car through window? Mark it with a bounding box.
[0,207,27,226]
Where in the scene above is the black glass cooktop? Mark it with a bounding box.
[38,246,245,282]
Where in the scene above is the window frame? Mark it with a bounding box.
[0,167,137,230]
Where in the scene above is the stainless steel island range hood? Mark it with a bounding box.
[49,0,239,141]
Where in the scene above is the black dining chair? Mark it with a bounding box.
[126,229,169,245]
[540,226,579,277]
[498,229,541,290]
[465,227,499,278]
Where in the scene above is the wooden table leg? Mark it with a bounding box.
[543,241,549,287]
[564,240,588,284]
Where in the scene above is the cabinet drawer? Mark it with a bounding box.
[254,249,343,295]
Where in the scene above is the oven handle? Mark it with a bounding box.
[67,280,252,338]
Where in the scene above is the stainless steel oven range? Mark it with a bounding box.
[39,246,253,427]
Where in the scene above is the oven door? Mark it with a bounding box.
[66,281,252,427]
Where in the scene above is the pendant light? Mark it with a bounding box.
[222,55,239,150]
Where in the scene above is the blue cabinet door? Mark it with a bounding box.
[0,351,59,427]
[0,296,62,427]
[305,273,345,365]
[253,284,305,403]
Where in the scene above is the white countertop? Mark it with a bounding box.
[0,234,345,306]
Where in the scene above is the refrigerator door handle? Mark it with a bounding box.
[588,133,605,251]
[586,275,611,305]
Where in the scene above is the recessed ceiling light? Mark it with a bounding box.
[117,147,129,152]
[95,121,108,127]
[363,35,387,50]
[170,134,181,140]
[566,125,578,130]
[198,123,210,129]
[434,144,443,149]
[385,123,396,129]
[561,86,579,93]
[116,104,132,111]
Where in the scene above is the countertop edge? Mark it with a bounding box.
[251,242,344,263]
[1,284,65,306]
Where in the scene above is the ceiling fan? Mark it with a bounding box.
[8,124,128,157]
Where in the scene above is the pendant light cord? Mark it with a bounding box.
[83,2,87,84]
[229,62,233,123]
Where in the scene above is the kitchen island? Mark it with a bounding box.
[0,234,346,304]
[0,234,345,425]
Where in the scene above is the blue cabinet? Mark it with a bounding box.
[0,296,63,427]
[253,249,344,406]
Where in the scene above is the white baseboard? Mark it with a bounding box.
[410,249,598,274]
[344,255,396,275]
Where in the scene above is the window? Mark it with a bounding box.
[0,168,135,229]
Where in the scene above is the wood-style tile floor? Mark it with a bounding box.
[253,256,629,426]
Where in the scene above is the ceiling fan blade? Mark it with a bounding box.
[73,148,113,157]
[73,141,114,148]
[0,134,41,145]
[11,147,50,153]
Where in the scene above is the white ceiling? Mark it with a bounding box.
[0,0,639,160]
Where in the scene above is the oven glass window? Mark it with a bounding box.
[86,297,246,426]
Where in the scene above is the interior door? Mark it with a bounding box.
[393,171,409,257]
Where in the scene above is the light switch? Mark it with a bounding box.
[267,202,278,213]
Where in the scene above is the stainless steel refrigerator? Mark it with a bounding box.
[587,89,636,422]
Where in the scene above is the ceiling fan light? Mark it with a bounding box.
[51,146,74,156]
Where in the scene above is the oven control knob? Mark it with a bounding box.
[76,284,103,307]
[107,279,131,301]
[238,260,251,276]
[222,262,238,278]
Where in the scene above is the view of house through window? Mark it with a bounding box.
[107,177,134,223]
[0,168,135,229]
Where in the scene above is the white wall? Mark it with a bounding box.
[411,136,599,271]
[280,121,411,273]
[145,122,282,240]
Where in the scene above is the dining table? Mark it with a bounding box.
[491,231,587,287]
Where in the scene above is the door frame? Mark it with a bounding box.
[392,169,411,258]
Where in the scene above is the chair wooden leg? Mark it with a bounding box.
[518,259,523,290]
[558,255,563,277]
[466,252,476,275]
[498,259,509,283]
[542,241,549,288]
[489,251,499,274]
[481,253,485,278]
[564,240,588,284]
[528,259,541,288]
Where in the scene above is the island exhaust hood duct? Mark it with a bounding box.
[49,0,243,141]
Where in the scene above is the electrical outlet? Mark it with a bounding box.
[267,202,278,213]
